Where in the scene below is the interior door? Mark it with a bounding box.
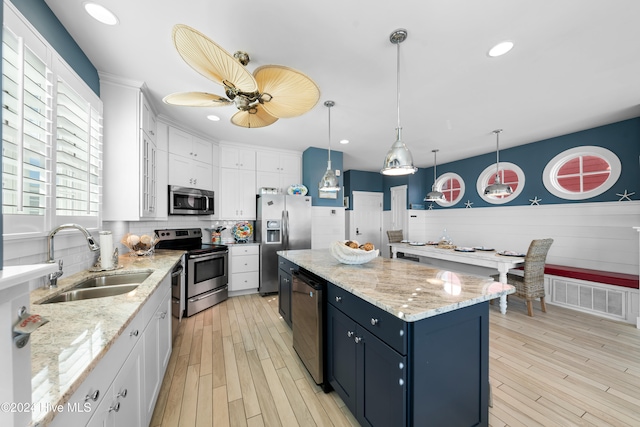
[352,192,382,251]
[390,185,407,233]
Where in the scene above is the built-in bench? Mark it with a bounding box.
[535,264,639,326]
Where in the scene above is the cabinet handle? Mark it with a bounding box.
[159,311,167,319]
[347,331,354,338]
[84,389,100,402]
[109,402,121,413]
[354,336,362,344]
[370,318,379,326]
[117,388,128,398]
[130,330,139,337]
[335,296,342,303]
[398,379,404,386]
[399,362,404,370]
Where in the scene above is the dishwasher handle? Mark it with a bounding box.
[292,270,324,290]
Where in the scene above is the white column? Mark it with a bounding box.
[634,227,640,329]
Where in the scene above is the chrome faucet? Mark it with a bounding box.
[46,223,101,288]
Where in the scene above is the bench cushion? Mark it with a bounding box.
[543,264,639,289]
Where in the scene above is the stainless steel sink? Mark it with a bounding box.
[41,284,140,303]
[40,271,152,304]
[71,271,152,290]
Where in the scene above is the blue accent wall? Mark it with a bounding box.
[343,170,383,210]
[10,0,100,95]
[303,147,344,207]
[349,117,640,210]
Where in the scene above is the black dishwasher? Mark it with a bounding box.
[292,269,328,390]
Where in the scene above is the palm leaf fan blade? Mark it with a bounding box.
[231,107,278,128]
[172,24,257,93]
[163,92,232,107]
[254,65,320,118]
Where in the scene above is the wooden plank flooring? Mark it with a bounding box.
[150,293,640,427]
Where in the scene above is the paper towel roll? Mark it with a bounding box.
[100,231,113,269]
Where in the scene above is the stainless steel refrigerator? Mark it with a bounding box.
[256,194,312,295]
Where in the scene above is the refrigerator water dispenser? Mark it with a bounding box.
[266,220,281,243]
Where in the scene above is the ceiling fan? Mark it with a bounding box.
[163,24,321,128]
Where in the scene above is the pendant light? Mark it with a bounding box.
[424,149,445,202]
[381,29,417,176]
[318,100,340,193]
[483,129,513,197]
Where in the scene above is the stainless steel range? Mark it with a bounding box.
[155,228,228,317]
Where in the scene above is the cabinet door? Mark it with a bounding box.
[326,304,357,411]
[220,167,239,218]
[279,152,301,176]
[278,269,292,327]
[112,343,143,427]
[257,151,280,172]
[356,327,407,427]
[168,154,192,187]
[140,133,157,218]
[221,145,256,170]
[238,169,256,219]
[256,170,280,193]
[85,385,116,427]
[192,136,213,163]
[192,160,213,190]
[168,127,193,158]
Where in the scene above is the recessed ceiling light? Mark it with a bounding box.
[207,115,220,122]
[488,41,514,57]
[83,2,119,26]
[339,139,349,145]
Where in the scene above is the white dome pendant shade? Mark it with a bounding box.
[424,149,445,202]
[319,100,340,193]
[483,129,513,197]
[381,29,417,176]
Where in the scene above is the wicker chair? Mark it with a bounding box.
[387,229,404,243]
[494,238,554,317]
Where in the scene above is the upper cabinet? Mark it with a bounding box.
[101,76,159,221]
[220,145,256,170]
[168,127,213,190]
[256,151,301,193]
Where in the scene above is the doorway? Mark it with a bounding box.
[351,191,383,251]
[390,185,407,233]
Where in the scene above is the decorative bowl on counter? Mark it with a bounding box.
[121,233,157,256]
[330,240,379,265]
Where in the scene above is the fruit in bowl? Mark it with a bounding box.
[331,240,379,264]
[121,233,157,256]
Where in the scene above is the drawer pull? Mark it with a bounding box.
[109,402,121,413]
[354,336,362,344]
[159,311,167,319]
[399,362,404,370]
[399,379,405,386]
[130,330,139,337]
[117,388,128,398]
[347,331,354,338]
[335,296,342,303]
[370,318,379,326]
[85,389,100,402]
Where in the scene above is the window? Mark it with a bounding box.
[433,173,465,207]
[543,146,620,200]
[2,7,102,236]
[476,162,525,204]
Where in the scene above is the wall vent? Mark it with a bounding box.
[551,278,625,319]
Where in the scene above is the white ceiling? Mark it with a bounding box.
[44,0,640,172]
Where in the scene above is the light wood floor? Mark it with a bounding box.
[150,294,640,427]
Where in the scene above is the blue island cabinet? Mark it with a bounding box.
[326,282,489,427]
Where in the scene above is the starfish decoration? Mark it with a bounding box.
[529,196,542,205]
[428,203,434,210]
[464,200,473,209]
[616,190,635,201]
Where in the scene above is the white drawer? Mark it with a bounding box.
[230,271,259,291]
[231,254,259,273]
[231,244,259,256]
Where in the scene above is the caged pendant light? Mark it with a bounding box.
[424,149,445,202]
[318,100,340,193]
[381,29,417,176]
[483,129,513,197]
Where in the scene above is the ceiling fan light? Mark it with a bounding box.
[84,2,119,25]
[488,41,514,57]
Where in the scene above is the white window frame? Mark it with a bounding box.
[476,161,525,204]
[433,172,465,207]
[542,146,620,200]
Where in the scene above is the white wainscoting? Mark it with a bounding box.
[312,207,345,249]
[405,201,640,276]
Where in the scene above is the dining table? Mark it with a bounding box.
[389,242,525,314]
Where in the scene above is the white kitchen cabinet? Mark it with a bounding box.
[168,127,213,190]
[101,77,159,221]
[256,150,301,193]
[219,168,256,219]
[229,244,260,294]
[220,144,256,170]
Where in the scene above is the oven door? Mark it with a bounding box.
[187,250,228,297]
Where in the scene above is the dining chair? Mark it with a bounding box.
[387,229,404,244]
[494,238,554,317]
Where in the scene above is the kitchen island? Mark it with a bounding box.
[278,249,515,427]
[28,250,183,427]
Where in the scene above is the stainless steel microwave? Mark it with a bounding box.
[169,185,214,215]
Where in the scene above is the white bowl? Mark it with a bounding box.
[330,241,379,265]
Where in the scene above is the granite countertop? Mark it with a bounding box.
[278,249,515,322]
[28,250,184,426]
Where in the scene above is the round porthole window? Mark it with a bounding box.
[433,173,465,207]
[476,162,524,204]
[543,146,620,200]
